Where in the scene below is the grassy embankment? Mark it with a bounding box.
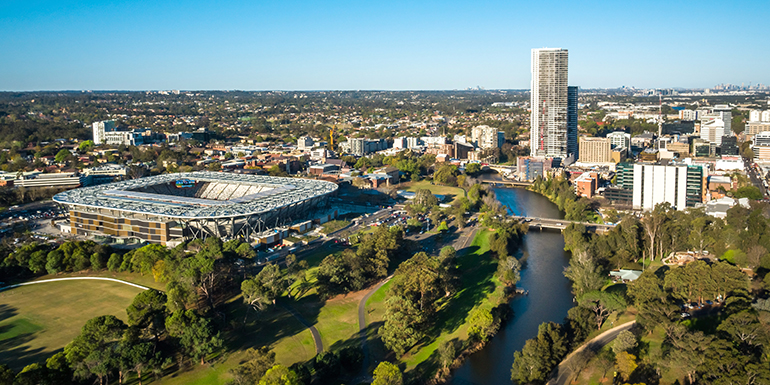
[403,180,466,205]
[365,229,508,378]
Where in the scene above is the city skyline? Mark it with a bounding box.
[1,0,770,91]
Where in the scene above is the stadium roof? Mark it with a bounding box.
[53,172,338,219]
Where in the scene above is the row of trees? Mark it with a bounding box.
[564,202,770,273]
[529,174,596,222]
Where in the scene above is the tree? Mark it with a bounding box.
[78,140,95,153]
[511,322,568,384]
[433,164,458,186]
[717,311,764,347]
[0,365,14,385]
[467,308,499,343]
[165,310,223,365]
[465,162,481,176]
[615,351,637,382]
[497,255,521,286]
[258,364,302,385]
[563,252,605,297]
[230,347,276,385]
[126,289,168,341]
[640,203,670,263]
[438,340,456,369]
[379,295,425,356]
[241,264,288,314]
[64,315,127,384]
[413,188,439,208]
[627,271,678,329]
[578,290,626,329]
[372,362,403,385]
[116,333,152,385]
[612,330,637,354]
[54,148,71,163]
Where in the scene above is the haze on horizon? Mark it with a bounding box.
[1,0,768,91]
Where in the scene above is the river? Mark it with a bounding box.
[451,187,575,385]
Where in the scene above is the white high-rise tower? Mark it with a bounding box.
[530,48,573,160]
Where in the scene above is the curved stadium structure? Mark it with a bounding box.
[53,172,338,245]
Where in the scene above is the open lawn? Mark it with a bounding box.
[403,181,466,204]
[0,280,146,370]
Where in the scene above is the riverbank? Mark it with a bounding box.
[528,177,603,223]
[364,228,515,382]
[451,187,575,384]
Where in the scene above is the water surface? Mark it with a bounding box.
[451,188,574,385]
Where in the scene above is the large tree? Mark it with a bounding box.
[165,310,223,365]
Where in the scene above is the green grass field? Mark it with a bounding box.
[0,280,146,370]
[404,181,466,204]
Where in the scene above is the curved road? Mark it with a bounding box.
[0,276,150,292]
[547,320,636,385]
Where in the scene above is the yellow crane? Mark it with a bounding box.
[329,125,335,151]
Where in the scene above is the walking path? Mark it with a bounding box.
[281,303,324,355]
[547,320,636,385]
[355,275,393,381]
[0,277,149,292]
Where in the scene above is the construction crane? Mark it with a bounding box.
[329,125,335,151]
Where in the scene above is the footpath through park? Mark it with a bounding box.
[547,320,636,385]
[0,276,149,292]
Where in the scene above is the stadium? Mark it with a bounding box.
[52,171,339,246]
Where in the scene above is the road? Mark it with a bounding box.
[547,321,636,385]
[744,157,768,197]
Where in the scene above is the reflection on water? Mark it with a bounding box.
[451,188,574,385]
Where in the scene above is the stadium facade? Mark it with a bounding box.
[53,172,338,246]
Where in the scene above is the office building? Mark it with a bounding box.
[578,137,612,163]
[754,131,770,147]
[746,122,770,139]
[517,156,553,181]
[749,110,770,122]
[104,129,146,146]
[700,118,726,145]
[679,110,698,120]
[297,136,314,150]
[607,131,631,150]
[471,125,503,149]
[406,137,421,149]
[700,105,732,145]
[92,120,116,145]
[392,137,407,149]
[575,172,598,198]
[567,86,578,160]
[632,164,703,211]
[720,136,738,156]
[530,48,576,160]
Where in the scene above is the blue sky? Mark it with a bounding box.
[1,0,768,91]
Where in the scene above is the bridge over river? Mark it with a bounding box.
[511,216,616,233]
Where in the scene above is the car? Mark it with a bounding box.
[556,223,563,226]
[680,312,691,318]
